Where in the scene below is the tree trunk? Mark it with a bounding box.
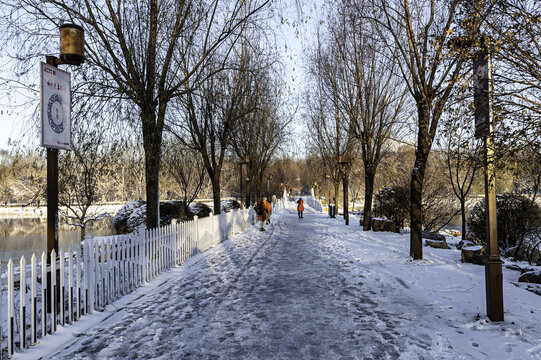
[343,175,349,225]
[334,182,340,207]
[145,147,161,229]
[410,96,434,260]
[410,155,427,260]
[211,173,221,215]
[460,197,467,240]
[80,225,86,244]
[239,164,244,208]
[142,107,162,229]
[362,171,375,231]
[246,179,251,207]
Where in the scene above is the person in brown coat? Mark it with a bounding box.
[265,198,273,224]
[255,197,269,231]
[297,197,304,218]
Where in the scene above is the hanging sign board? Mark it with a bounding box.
[41,62,72,150]
[473,52,490,139]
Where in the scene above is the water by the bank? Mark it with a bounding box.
[0,205,121,265]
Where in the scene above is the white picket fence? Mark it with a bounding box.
[0,207,256,358]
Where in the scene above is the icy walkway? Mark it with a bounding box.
[26,202,541,360]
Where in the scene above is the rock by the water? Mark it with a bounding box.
[504,246,541,264]
[422,231,446,241]
[425,239,450,249]
[519,270,541,284]
[456,240,476,250]
[461,245,486,265]
[371,218,398,233]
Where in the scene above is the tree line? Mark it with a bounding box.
[0,0,293,229]
[303,0,540,260]
[1,0,540,261]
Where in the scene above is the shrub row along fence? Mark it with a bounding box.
[0,207,260,358]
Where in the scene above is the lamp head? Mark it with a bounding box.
[60,23,84,65]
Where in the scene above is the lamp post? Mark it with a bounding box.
[239,156,249,208]
[267,174,272,198]
[325,173,330,204]
[41,23,84,329]
[245,176,251,206]
[473,36,503,322]
[338,155,349,225]
[45,23,84,258]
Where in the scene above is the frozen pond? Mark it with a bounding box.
[0,205,121,265]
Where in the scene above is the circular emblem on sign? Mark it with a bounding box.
[47,94,65,134]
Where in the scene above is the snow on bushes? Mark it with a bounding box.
[374,186,409,230]
[220,200,241,212]
[468,193,541,263]
[113,200,193,234]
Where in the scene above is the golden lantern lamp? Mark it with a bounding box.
[60,23,85,65]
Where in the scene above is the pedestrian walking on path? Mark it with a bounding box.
[265,197,273,224]
[255,197,269,230]
[297,197,304,218]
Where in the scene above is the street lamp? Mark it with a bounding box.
[45,23,84,257]
[473,36,503,322]
[325,173,330,203]
[239,156,249,208]
[59,24,85,65]
[42,22,84,333]
[325,173,334,218]
[245,176,251,206]
[267,174,273,198]
[448,33,504,322]
[338,155,349,225]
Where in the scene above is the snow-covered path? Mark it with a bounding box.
[25,201,541,360]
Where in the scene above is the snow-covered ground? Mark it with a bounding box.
[16,201,541,360]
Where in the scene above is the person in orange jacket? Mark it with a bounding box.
[255,197,269,231]
[297,197,304,218]
[265,198,273,224]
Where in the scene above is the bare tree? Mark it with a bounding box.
[324,0,408,230]
[488,0,541,151]
[305,28,359,213]
[1,0,271,228]
[161,140,207,208]
[171,50,256,214]
[373,0,491,259]
[58,120,116,242]
[439,107,483,240]
[230,58,292,202]
[0,148,45,206]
